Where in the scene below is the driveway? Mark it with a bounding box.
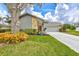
[47,32,79,53]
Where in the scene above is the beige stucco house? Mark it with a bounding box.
[19,13,62,32]
[19,13,44,32]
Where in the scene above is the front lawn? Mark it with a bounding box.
[0,35,78,56]
[66,30,79,36]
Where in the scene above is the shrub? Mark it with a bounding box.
[63,24,76,30]
[20,29,38,35]
[0,32,29,43]
[60,24,76,32]
[59,26,66,32]
[0,28,11,33]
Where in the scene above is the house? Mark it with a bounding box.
[76,27,79,31]
[0,24,11,32]
[19,13,44,32]
[19,13,62,32]
[72,23,79,31]
[43,22,62,32]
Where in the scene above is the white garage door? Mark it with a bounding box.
[45,27,59,32]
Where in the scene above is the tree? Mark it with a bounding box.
[63,24,76,30]
[4,15,11,24]
[6,3,34,33]
[6,3,43,34]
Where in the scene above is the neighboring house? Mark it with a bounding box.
[72,23,79,31]
[0,24,10,29]
[19,13,44,32]
[0,24,11,32]
[44,22,62,32]
[76,27,79,31]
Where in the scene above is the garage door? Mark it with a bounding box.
[45,27,59,32]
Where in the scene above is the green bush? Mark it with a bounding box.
[63,24,75,30]
[0,28,11,33]
[59,26,66,32]
[59,24,76,32]
[20,29,38,35]
[69,25,76,30]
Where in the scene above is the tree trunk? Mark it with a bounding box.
[11,8,20,33]
[7,3,34,33]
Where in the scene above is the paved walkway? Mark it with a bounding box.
[47,32,79,53]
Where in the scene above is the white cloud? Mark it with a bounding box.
[21,9,25,15]
[63,4,69,10]
[64,7,79,17]
[63,7,79,23]
[21,4,61,23]
[55,3,79,23]
[73,17,79,23]
[55,5,58,14]
[21,6,34,15]
[32,11,44,19]
[26,6,34,13]
[68,17,73,22]
[21,3,79,23]
[44,12,51,19]
[55,3,69,15]
[44,12,59,22]
[3,10,7,15]
[32,11,59,22]
[0,10,7,18]
[21,6,44,20]
[60,21,64,24]
[55,4,61,14]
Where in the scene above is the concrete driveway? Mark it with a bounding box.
[47,32,79,53]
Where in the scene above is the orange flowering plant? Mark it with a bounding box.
[0,32,29,43]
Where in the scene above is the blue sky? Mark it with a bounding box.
[33,3,57,16]
[0,3,9,16]
[0,3,57,17]
[0,3,79,24]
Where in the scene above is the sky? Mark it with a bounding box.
[0,4,9,16]
[0,3,79,24]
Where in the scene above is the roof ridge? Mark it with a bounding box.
[20,12,44,21]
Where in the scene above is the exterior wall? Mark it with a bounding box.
[32,16,38,29]
[32,16,44,31]
[20,15,32,29]
[20,14,44,32]
[37,18,43,26]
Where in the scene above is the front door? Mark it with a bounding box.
[38,25,42,32]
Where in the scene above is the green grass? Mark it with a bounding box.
[0,35,78,56]
[66,30,79,36]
